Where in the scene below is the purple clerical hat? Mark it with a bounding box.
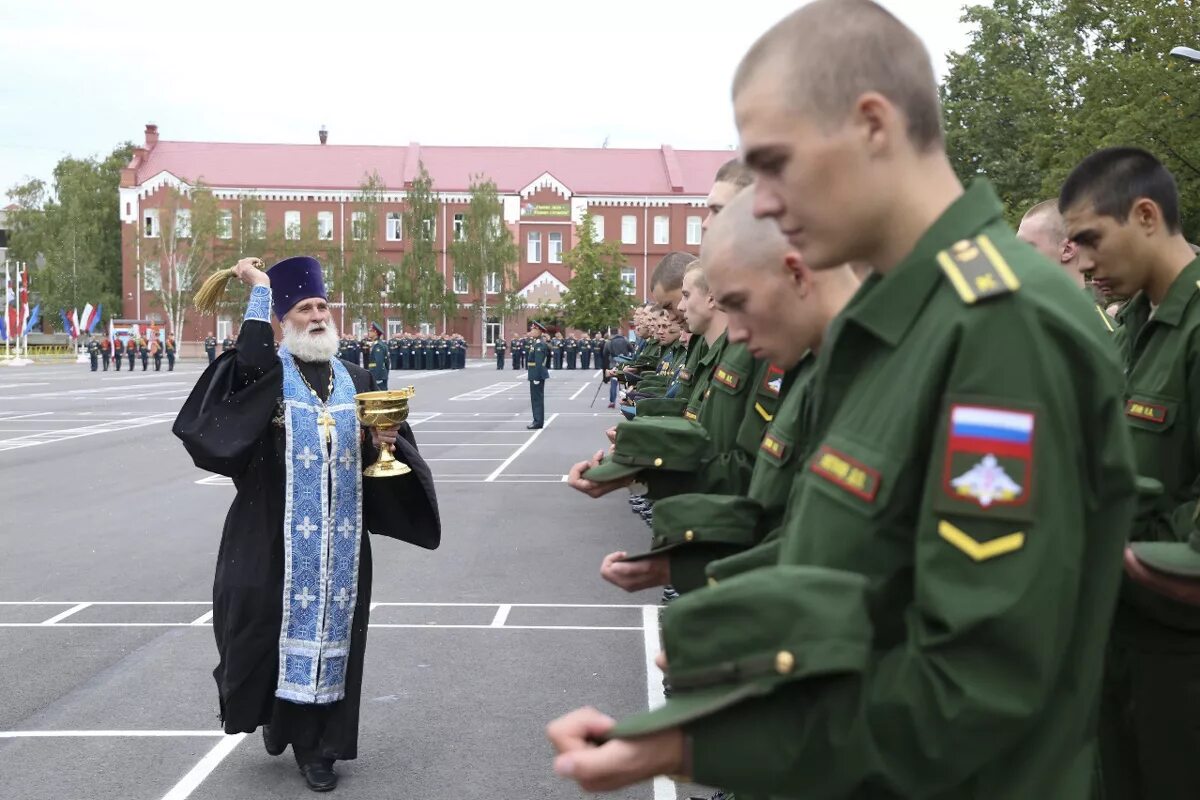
[267,257,326,319]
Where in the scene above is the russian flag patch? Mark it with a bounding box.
[942,404,1035,511]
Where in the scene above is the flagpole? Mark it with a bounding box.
[3,259,9,361]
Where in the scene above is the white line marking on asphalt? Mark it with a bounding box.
[41,603,91,625]
[0,730,224,738]
[1,601,643,608]
[425,458,506,462]
[593,370,602,378]
[0,411,54,421]
[485,413,558,482]
[490,605,512,628]
[406,412,442,426]
[0,622,643,631]
[420,442,522,447]
[0,413,175,452]
[0,382,50,389]
[195,475,232,486]
[643,605,676,800]
[160,732,246,800]
[189,610,214,625]
[450,381,523,401]
[569,382,590,400]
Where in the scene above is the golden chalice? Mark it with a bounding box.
[355,387,415,478]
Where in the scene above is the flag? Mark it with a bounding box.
[71,308,80,339]
[79,303,95,333]
[17,265,28,335]
[89,304,102,333]
[23,304,40,335]
[59,309,78,338]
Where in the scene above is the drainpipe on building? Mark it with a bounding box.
[339,199,346,334]
[441,202,448,337]
[642,203,649,302]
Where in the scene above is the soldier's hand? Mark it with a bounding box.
[232,257,269,287]
[605,426,617,445]
[547,707,686,792]
[371,426,399,452]
[567,450,632,498]
[600,551,670,592]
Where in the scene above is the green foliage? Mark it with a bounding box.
[6,143,133,326]
[943,0,1200,234]
[328,171,390,330]
[397,163,453,327]
[559,213,632,332]
[141,183,221,336]
[448,175,520,341]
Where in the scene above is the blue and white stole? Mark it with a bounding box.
[276,345,363,704]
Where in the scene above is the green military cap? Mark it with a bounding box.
[583,417,713,483]
[1131,529,1200,578]
[634,397,688,418]
[608,564,872,739]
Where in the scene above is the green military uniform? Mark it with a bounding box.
[495,338,506,369]
[221,337,234,353]
[86,339,100,371]
[551,336,563,369]
[615,181,1139,799]
[527,337,551,428]
[1099,256,1200,800]
[367,336,390,390]
[204,335,217,364]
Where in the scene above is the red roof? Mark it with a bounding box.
[130,139,733,196]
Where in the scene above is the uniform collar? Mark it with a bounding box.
[844,180,1005,347]
[697,331,728,368]
[1121,256,1200,329]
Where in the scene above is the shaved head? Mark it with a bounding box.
[1018,199,1084,288]
[702,187,791,274]
[734,0,942,151]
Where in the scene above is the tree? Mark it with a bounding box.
[327,172,391,332]
[448,175,519,348]
[142,183,220,338]
[6,143,133,326]
[560,213,632,332]
[397,163,454,328]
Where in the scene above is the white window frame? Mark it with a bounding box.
[686,215,702,245]
[591,215,604,242]
[548,232,562,263]
[386,212,403,241]
[453,213,465,241]
[317,211,334,241]
[216,318,232,340]
[217,209,233,239]
[621,215,637,244]
[250,209,266,239]
[485,317,501,345]
[387,318,404,337]
[653,215,669,245]
[174,209,192,238]
[284,210,301,240]
[143,208,159,238]
[527,231,542,263]
[484,272,501,294]
[142,261,161,291]
[422,217,436,240]
[453,271,468,293]
[351,211,369,241]
[621,266,636,295]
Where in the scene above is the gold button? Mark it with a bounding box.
[775,650,795,674]
[653,457,663,467]
[684,530,694,542]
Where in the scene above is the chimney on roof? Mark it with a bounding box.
[145,123,159,148]
[319,125,328,145]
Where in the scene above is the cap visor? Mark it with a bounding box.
[607,681,770,740]
[1131,541,1200,578]
[584,458,641,483]
[619,542,684,562]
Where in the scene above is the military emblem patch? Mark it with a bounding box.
[810,445,880,501]
[755,402,774,422]
[942,404,1034,511]
[684,408,698,421]
[759,432,788,463]
[937,235,1020,304]
[714,366,741,390]
[760,364,785,397]
[1125,399,1167,424]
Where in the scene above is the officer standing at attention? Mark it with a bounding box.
[138,336,150,371]
[565,334,578,369]
[87,336,100,371]
[511,335,521,370]
[551,334,563,370]
[367,322,390,390]
[165,333,176,371]
[389,333,401,370]
[150,336,163,371]
[1060,148,1200,800]
[547,2,1138,796]
[100,336,111,371]
[580,333,593,370]
[113,337,123,371]
[495,336,507,369]
[126,337,137,370]
[526,323,551,430]
[204,332,218,363]
[221,334,235,354]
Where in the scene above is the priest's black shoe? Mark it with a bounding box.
[261,724,285,756]
[297,759,338,792]
[526,423,542,429]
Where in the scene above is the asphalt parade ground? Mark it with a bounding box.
[0,357,704,800]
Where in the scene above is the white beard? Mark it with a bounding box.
[282,320,340,363]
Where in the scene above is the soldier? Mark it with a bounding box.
[495,336,506,369]
[1060,148,1200,800]
[113,337,122,371]
[510,335,521,370]
[366,322,390,390]
[221,335,235,353]
[389,334,401,370]
[125,337,136,371]
[551,334,563,370]
[549,2,1138,796]
[397,331,409,371]
[526,324,551,429]
[150,336,163,371]
[456,335,467,369]
[100,336,111,371]
[204,332,218,363]
[165,333,176,371]
[592,334,607,372]
[565,335,578,369]
[580,333,593,370]
[357,334,370,368]
[139,337,150,371]
[436,335,448,370]
[86,336,100,371]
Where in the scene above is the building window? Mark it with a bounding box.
[548,232,562,263]
[386,212,402,241]
[422,217,436,240]
[143,262,161,291]
[686,215,702,245]
[317,211,334,241]
[351,211,370,240]
[174,209,192,238]
[284,210,301,240]
[591,215,604,242]
[385,269,397,293]
[653,215,669,245]
[216,317,232,340]
[486,316,500,345]
[621,215,637,244]
[217,209,233,239]
[143,209,159,238]
[387,318,403,337]
[453,213,465,241]
[485,272,501,294]
[250,210,266,239]
[621,266,636,294]
[453,271,468,293]
[527,231,542,263]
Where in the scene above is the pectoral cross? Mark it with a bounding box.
[317,411,336,443]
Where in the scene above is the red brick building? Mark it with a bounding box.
[119,124,730,355]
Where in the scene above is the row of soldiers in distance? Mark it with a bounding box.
[543,2,1200,794]
[84,334,175,372]
[499,332,610,371]
[202,331,470,370]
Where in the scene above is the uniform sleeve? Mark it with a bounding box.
[1143,331,1200,542]
[684,308,1136,798]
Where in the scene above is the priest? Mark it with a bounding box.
[174,256,440,792]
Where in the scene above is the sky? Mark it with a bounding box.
[0,0,982,199]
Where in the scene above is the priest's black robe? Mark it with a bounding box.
[173,319,440,760]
